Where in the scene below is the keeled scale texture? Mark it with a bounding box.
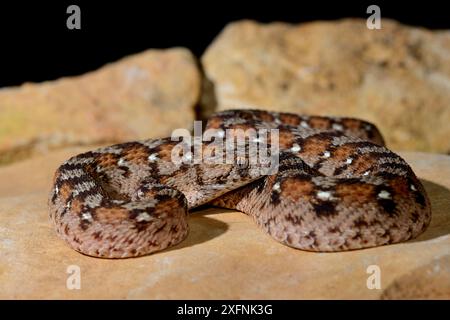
[49,109,431,258]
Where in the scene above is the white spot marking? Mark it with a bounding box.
[136,212,152,222]
[346,157,353,164]
[66,201,72,209]
[217,130,225,138]
[272,182,281,192]
[290,144,301,152]
[117,158,126,166]
[148,153,158,162]
[55,185,59,194]
[300,121,309,128]
[363,170,370,176]
[332,123,344,131]
[81,212,93,221]
[317,190,333,201]
[323,151,331,158]
[410,184,417,191]
[378,190,392,200]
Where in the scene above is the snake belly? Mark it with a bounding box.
[48,109,431,258]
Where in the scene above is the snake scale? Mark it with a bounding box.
[49,109,431,258]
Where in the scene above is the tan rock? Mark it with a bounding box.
[202,19,450,153]
[381,255,450,299]
[0,48,201,165]
[0,149,449,299]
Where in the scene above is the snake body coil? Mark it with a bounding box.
[49,110,431,258]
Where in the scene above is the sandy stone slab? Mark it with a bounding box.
[0,48,200,165]
[0,148,449,299]
[381,255,450,299]
[202,19,450,153]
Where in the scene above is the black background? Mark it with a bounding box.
[1,0,449,87]
[0,300,443,319]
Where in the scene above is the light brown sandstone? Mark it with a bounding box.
[381,255,450,299]
[0,48,201,165]
[202,19,450,153]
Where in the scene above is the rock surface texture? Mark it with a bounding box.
[381,255,450,299]
[0,149,449,299]
[202,19,450,153]
[0,48,201,165]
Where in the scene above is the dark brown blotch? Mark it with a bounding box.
[312,201,337,217]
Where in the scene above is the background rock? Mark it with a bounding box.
[202,19,450,153]
[0,48,201,165]
[0,148,449,299]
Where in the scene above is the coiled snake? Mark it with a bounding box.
[49,109,431,258]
